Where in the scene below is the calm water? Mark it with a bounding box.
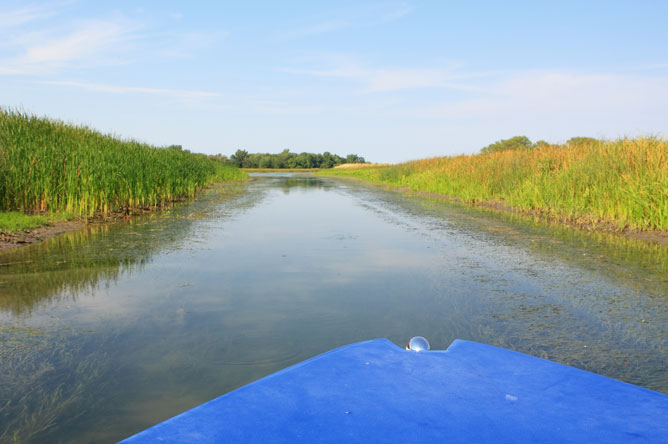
[1,174,667,443]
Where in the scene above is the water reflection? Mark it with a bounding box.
[250,172,336,194]
[1,175,667,443]
[0,185,250,316]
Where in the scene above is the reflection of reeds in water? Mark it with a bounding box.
[0,181,257,315]
[0,186,257,443]
[0,227,146,316]
[0,326,110,443]
[0,210,193,315]
[0,181,253,316]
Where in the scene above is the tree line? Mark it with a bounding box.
[480,136,601,154]
[212,149,366,169]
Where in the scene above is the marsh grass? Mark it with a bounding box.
[0,212,49,233]
[320,138,668,231]
[0,109,247,219]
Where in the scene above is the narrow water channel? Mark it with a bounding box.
[1,173,667,443]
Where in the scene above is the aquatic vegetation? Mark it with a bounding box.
[0,109,247,218]
[0,325,113,443]
[319,138,668,231]
[0,212,49,233]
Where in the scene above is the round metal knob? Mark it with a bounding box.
[406,336,430,352]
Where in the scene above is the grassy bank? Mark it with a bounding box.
[0,212,49,233]
[0,110,247,231]
[319,138,668,231]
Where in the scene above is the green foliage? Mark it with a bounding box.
[320,137,668,231]
[481,136,533,154]
[0,109,247,217]
[230,149,249,167]
[533,140,551,148]
[0,212,49,233]
[345,154,366,163]
[567,137,601,147]
[222,149,365,169]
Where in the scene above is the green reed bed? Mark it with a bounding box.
[0,109,247,219]
[319,138,668,231]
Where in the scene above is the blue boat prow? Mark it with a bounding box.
[120,339,668,443]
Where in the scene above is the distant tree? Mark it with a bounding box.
[276,149,293,168]
[230,149,249,167]
[566,137,601,147]
[320,152,334,168]
[258,155,273,168]
[480,136,533,154]
[293,152,313,168]
[211,154,229,164]
[345,154,365,163]
[533,140,551,149]
[223,149,363,169]
[166,144,183,151]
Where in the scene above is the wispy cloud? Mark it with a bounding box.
[249,99,328,115]
[155,30,229,58]
[280,2,413,38]
[0,4,229,75]
[0,3,59,29]
[25,20,135,65]
[41,80,222,100]
[402,70,668,144]
[624,61,668,73]
[0,14,140,75]
[280,60,486,93]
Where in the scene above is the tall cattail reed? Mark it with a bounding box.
[0,109,246,217]
[320,138,668,231]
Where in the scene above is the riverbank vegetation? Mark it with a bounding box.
[243,168,320,173]
[319,137,668,232]
[0,109,247,233]
[218,149,365,169]
[0,212,49,233]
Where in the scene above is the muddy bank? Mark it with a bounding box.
[0,221,85,253]
[0,209,162,253]
[328,176,668,246]
[0,182,247,254]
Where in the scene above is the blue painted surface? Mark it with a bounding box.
[119,339,668,443]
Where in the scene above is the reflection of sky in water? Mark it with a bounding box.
[1,174,667,443]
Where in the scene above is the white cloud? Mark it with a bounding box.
[155,30,229,58]
[24,20,133,65]
[404,70,668,147]
[0,16,139,75]
[290,19,352,37]
[0,4,228,74]
[280,61,484,93]
[41,80,222,100]
[281,2,413,38]
[446,72,667,115]
[249,100,327,115]
[0,4,57,29]
[379,4,413,22]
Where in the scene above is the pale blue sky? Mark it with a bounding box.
[2,1,667,162]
